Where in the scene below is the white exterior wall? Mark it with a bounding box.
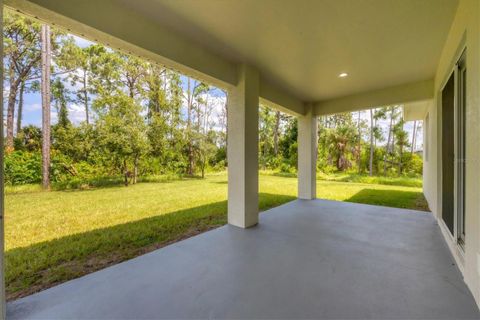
[423,102,437,216]
[423,0,480,305]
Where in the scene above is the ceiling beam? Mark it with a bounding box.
[314,79,434,115]
[259,76,305,116]
[403,100,431,121]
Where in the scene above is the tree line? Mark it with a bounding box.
[3,12,422,189]
[3,11,232,188]
[258,105,422,177]
[317,108,422,177]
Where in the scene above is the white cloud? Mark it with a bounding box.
[51,110,58,123]
[25,103,42,112]
[209,95,227,131]
[73,35,95,48]
[3,87,10,102]
[180,90,227,132]
[67,103,87,124]
[49,103,86,125]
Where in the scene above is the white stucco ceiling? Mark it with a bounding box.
[118,0,458,102]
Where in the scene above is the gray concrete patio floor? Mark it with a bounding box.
[7,199,480,319]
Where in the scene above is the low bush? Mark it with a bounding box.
[5,151,42,185]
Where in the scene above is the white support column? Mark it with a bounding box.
[298,104,317,200]
[227,64,259,228]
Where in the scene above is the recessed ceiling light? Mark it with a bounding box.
[339,72,348,78]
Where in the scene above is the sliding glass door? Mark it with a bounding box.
[455,50,466,248]
[441,49,466,249]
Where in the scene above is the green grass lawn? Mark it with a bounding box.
[5,172,428,300]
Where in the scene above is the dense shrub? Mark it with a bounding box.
[279,162,295,174]
[406,153,423,176]
[5,151,42,185]
[5,150,113,187]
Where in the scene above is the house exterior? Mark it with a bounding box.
[419,0,480,307]
[1,0,480,318]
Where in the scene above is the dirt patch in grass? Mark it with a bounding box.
[414,194,430,212]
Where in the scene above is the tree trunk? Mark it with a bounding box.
[399,141,404,174]
[16,80,26,134]
[273,111,280,156]
[6,79,18,152]
[357,111,361,173]
[399,122,405,175]
[133,156,138,184]
[6,62,20,152]
[187,145,194,175]
[391,120,396,152]
[399,148,403,174]
[186,79,194,175]
[83,72,89,125]
[123,159,129,186]
[411,120,417,154]
[41,24,52,190]
[384,107,394,176]
[369,109,374,176]
[263,135,268,170]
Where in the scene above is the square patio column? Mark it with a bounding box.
[227,64,259,228]
[298,104,317,200]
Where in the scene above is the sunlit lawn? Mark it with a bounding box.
[5,172,427,300]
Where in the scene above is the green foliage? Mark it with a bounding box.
[317,108,423,178]
[259,106,276,169]
[404,153,423,176]
[52,78,71,128]
[278,117,298,168]
[325,124,357,170]
[14,125,42,152]
[4,151,42,185]
[4,150,109,187]
[93,93,150,181]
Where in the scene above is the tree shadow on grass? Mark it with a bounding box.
[6,192,296,301]
[345,188,430,212]
[211,180,228,184]
[270,172,297,178]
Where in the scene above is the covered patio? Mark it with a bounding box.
[7,200,479,319]
[2,0,480,318]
